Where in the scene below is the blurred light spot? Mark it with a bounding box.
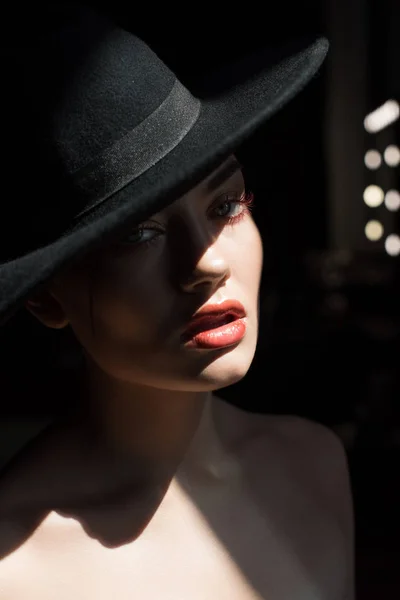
[364,100,400,133]
[365,220,383,241]
[384,189,400,211]
[364,149,382,169]
[385,234,400,256]
[383,144,400,167]
[363,185,384,207]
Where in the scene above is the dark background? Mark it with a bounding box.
[1,1,400,597]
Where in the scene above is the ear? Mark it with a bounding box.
[25,287,69,329]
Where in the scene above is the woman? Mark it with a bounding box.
[0,4,354,599]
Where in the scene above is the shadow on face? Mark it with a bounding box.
[26,155,263,393]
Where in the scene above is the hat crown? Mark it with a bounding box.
[6,6,176,173]
[1,5,189,261]
[0,7,329,327]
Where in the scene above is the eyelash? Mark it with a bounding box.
[121,191,254,248]
[221,191,254,226]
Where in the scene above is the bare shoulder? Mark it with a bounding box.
[215,398,349,473]
[247,412,348,465]
[245,413,354,530]
[246,413,355,599]
[263,414,348,461]
[248,413,351,482]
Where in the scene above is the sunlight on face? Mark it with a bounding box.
[45,156,263,392]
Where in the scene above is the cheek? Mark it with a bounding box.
[231,220,263,290]
[67,253,173,348]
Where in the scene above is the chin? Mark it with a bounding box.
[190,333,257,391]
[116,323,258,393]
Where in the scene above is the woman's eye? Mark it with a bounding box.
[123,227,160,246]
[214,192,253,220]
[214,199,242,218]
[212,191,254,224]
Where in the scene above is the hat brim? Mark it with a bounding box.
[0,36,328,325]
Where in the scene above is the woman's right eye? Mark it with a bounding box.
[122,226,161,246]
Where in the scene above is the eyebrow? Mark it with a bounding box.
[206,158,243,193]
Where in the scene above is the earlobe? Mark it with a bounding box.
[25,293,69,329]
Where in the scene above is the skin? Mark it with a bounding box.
[23,153,263,505]
[0,155,354,598]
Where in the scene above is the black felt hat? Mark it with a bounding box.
[0,3,328,325]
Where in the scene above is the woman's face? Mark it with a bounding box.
[36,155,263,392]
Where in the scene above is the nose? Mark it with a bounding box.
[179,243,231,294]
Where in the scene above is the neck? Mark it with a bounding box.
[77,359,230,484]
[0,362,242,547]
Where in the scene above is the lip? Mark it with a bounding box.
[181,299,247,349]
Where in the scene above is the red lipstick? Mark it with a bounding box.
[182,300,247,349]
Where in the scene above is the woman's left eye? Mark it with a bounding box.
[214,200,241,218]
[212,192,254,223]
